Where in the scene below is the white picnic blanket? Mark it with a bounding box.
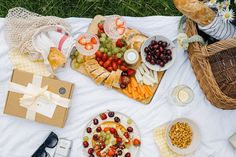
[0,16,236,157]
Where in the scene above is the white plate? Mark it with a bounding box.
[166,118,201,155]
[83,111,141,157]
[141,35,176,71]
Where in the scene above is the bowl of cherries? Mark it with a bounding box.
[141,35,176,71]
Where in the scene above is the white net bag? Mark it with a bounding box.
[5,7,72,56]
[5,7,75,76]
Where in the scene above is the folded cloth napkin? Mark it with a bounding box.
[198,14,236,40]
[153,124,182,157]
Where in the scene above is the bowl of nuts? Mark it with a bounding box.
[166,118,200,155]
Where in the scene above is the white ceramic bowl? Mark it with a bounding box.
[166,118,201,155]
[141,35,176,71]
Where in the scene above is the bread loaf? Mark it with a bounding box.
[173,0,216,26]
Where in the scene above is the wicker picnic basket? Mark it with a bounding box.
[185,19,236,110]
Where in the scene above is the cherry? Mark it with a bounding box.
[162,41,168,48]
[88,148,94,154]
[150,59,155,65]
[116,137,122,143]
[121,71,128,76]
[144,47,150,53]
[96,126,102,132]
[117,150,123,155]
[127,127,133,132]
[83,141,89,148]
[125,152,131,157]
[166,49,172,55]
[100,113,107,120]
[93,134,99,141]
[160,62,164,67]
[148,45,153,50]
[159,46,164,52]
[108,111,115,117]
[158,41,163,45]
[120,83,127,89]
[119,144,125,149]
[114,133,119,138]
[93,118,99,125]
[114,117,120,123]
[153,44,159,49]
[87,127,92,133]
[124,132,130,138]
[151,40,157,46]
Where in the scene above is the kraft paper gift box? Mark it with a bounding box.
[4,69,74,128]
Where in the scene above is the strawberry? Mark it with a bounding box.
[98,29,105,34]
[133,139,141,146]
[95,50,103,58]
[116,39,126,48]
[116,137,123,143]
[108,149,115,156]
[120,76,130,85]
[90,37,97,44]
[112,62,118,71]
[109,128,116,134]
[117,59,123,65]
[98,21,104,30]
[120,65,128,71]
[107,66,113,72]
[100,113,107,120]
[115,18,125,27]
[124,132,130,139]
[78,36,87,45]
[116,27,125,35]
[103,60,111,68]
[102,53,108,62]
[98,61,104,66]
[84,43,93,50]
[127,68,136,76]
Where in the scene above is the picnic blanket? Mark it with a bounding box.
[0,16,236,157]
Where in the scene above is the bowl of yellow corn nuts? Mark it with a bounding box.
[166,118,201,155]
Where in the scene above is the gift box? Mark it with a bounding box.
[4,69,74,128]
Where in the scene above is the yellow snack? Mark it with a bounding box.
[48,47,66,70]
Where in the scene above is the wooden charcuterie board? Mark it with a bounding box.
[71,15,165,104]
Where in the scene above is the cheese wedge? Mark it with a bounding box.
[112,70,122,88]
[90,67,106,79]
[84,59,98,66]
[95,71,110,84]
[104,71,116,88]
[84,62,100,73]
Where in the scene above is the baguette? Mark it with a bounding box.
[173,0,216,26]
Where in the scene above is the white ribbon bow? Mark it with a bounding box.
[9,75,70,120]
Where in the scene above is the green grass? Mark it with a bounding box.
[0,0,180,17]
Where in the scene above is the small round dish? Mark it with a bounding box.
[124,49,139,65]
[83,111,141,157]
[104,15,127,39]
[75,33,100,56]
[166,118,201,155]
[141,35,176,71]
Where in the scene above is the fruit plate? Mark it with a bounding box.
[166,118,201,155]
[82,111,141,157]
[70,15,165,104]
[141,35,176,71]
